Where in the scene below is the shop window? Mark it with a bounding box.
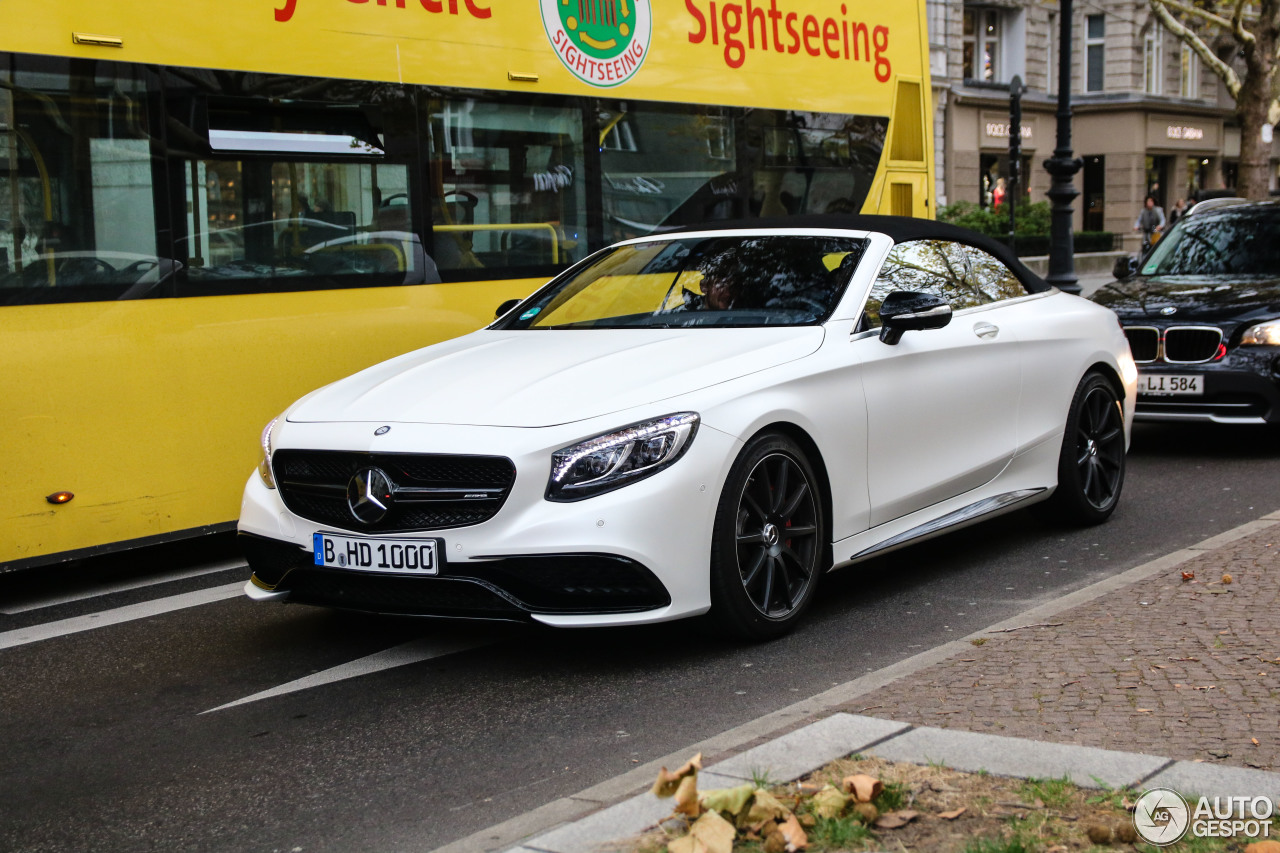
[1082,155,1105,232]
[1085,14,1106,93]
[979,153,1030,210]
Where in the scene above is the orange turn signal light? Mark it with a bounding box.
[46,491,75,505]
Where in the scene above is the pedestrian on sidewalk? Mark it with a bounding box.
[1133,195,1165,254]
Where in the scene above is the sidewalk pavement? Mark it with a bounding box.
[443,509,1280,853]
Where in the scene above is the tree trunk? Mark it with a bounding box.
[1237,76,1273,200]
[1237,4,1279,200]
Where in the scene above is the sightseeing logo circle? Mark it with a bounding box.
[541,0,652,87]
[1134,788,1190,846]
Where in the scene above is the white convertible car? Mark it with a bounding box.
[239,216,1137,639]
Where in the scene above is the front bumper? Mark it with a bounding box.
[240,532,671,620]
[237,418,739,627]
[1134,349,1280,425]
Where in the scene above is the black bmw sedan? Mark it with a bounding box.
[1090,200,1280,425]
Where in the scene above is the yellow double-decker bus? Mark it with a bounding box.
[0,0,934,570]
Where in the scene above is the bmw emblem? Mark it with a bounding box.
[1159,306,1177,316]
[374,426,391,436]
[347,467,395,525]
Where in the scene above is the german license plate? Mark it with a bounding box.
[313,532,439,573]
[1138,373,1203,396]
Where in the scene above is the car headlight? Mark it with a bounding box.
[1241,320,1280,346]
[258,417,279,489]
[547,413,699,502]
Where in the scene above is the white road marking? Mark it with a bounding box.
[0,582,245,651]
[201,636,491,714]
[1,561,248,614]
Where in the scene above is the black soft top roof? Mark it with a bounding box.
[666,214,1052,294]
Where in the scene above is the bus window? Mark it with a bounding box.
[179,158,427,291]
[425,98,586,276]
[598,103,888,241]
[0,57,167,304]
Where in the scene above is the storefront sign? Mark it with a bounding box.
[1147,115,1221,150]
[981,111,1038,149]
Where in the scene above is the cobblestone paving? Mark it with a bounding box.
[841,525,1280,772]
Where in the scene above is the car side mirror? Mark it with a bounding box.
[1112,255,1139,280]
[878,290,952,345]
[495,298,521,319]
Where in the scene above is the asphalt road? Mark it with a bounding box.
[2,421,1278,853]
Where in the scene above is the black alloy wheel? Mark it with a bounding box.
[1042,372,1127,525]
[709,433,826,639]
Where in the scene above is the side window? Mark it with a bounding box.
[964,246,1027,302]
[426,98,587,277]
[1,57,164,305]
[863,239,974,328]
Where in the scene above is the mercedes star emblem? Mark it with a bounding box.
[347,467,395,525]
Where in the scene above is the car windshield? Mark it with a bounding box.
[496,234,867,329]
[1141,206,1280,277]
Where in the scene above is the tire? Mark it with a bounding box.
[1041,372,1126,525]
[708,433,827,640]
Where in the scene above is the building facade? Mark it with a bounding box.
[928,0,1280,252]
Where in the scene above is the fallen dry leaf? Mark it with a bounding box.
[874,809,920,829]
[842,773,883,803]
[851,802,879,824]
[810,785,850,819]
[700,784,755,819]
[674,775,701,818]
[1136,708,1152,713]
[1222,573,1233,584]
[1182,571,1196,581]
[938,807,967,820]
[1253,738,1261,746]
[776,813,809,851]
[669,810,737,853]
[652,753,703,798]
[741,789,792,827]
[1244,842,1280,853]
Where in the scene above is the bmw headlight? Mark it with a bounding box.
[258,416,279,489]
[547,413,699,502]
[1241,320,1280,346]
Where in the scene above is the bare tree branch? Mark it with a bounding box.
[1152,0,1240,33]
[1231,0,1255,49]
[1149,0,1243,98]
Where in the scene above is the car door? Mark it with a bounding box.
[854,239,1022,527]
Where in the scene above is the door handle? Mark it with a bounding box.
[973,322,999,339]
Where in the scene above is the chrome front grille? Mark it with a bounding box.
[1123,325,1222,365]
[273,450,516,533]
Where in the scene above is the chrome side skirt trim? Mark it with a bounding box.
[847,488,1046,562]
[1135,411,1268,425]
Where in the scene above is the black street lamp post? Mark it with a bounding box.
[1044,0,1083,294]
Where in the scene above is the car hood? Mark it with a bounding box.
[1090,274,1280,322]
[286,327,826,428]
